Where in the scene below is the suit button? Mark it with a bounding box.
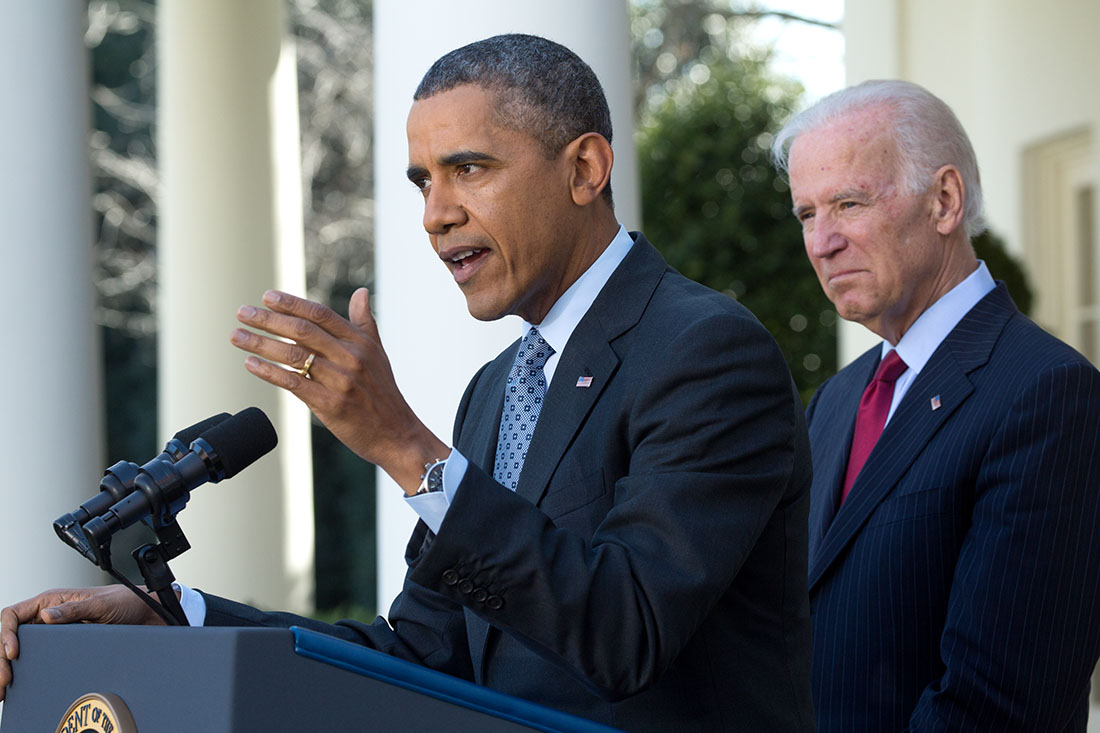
[486,595,504,610]
[472,588,488,603]
[441,570,458,586]
[458,578,474,594]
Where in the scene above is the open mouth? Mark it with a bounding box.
[447,248,488,283]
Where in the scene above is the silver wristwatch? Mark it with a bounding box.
[416,458,447,495]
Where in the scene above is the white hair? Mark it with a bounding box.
[771,79,986,238]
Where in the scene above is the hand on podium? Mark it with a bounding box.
[0,584,164,701]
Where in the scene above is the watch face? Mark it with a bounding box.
[419,460,446,494]
[427,464,444,491]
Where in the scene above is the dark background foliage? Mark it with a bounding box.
[638,60,837,403]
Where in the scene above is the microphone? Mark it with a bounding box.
[81,407,277,553]
[53,412,232,560]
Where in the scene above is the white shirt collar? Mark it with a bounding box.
[879,261,995,424]
[520,225,633,385]
[885,260,996,375]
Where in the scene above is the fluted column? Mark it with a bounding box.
[157,0,313,612]
[0,3,103,613]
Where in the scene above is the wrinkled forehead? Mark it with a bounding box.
[789,109,903,186]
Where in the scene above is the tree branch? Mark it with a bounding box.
[734,10,838,30]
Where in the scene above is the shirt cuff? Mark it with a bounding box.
[173,582,207,626]
[403,447,468,534]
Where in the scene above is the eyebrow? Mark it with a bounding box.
[833,189,871,204]
[442,149,498,166]
[406,149,500,183]
[791,189,873,217]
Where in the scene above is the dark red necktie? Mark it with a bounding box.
[841,350,908,503]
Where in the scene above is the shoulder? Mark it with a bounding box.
[646,266,778,348]
[947,283,1092,379]
[996,311,1094,370]
[993,315,1100,411]
[963,308,1100,409]
[620,268,803,436]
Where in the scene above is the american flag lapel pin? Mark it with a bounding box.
[576,375,593,388]
[930,395,941,411]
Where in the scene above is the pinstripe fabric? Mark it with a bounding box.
[806,285,1100,732]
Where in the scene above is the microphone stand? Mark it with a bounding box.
[83,515,191,627]
[131,520,191,627]
[54,408,277,626]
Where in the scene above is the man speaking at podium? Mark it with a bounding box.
[2,35,814,730]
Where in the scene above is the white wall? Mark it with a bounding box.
[842,0,1100,363]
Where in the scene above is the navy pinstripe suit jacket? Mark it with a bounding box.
[806,284,1100,732]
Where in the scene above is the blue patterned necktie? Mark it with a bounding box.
[494,327,554,490]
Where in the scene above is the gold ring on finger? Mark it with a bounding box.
[299,352,317,379]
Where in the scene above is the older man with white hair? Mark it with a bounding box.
[774,79,1100,732]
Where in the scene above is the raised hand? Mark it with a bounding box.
[231,287,448,494]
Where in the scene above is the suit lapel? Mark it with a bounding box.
[462,352,513,472]
[515,332,619,505]
[809,285,1018,591]
[807,353,877,559]
[514,233,666,507]
[464,232,668,675]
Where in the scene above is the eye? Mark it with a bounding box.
[411,176,430,194]
[456,163,482,176]
[839,200,859,210]
[797,210,814,223]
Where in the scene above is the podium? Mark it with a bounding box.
[0,625,619,732]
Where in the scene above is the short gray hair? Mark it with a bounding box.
[415,33,614,206]
[771,79,986,238]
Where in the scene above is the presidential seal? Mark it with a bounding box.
[55,692,137,733]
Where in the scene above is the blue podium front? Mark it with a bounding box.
[0,625,619,732]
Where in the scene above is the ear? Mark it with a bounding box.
[931,165,966,236]
[565,133,614,207]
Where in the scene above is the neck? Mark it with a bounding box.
[520,210,620,324]
[876,238,979,345]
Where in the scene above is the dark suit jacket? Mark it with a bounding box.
[204,233,815,731]
[806,284,1100,732]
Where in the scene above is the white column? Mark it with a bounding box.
[373,0,638,609]
[843,0,902,84]
[836,0,898,364]
[0,3,102,606]
[158,0,313,612]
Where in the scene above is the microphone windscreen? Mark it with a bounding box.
[173,412,232,445]
[199,407,279,479]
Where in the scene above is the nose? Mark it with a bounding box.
[422,182,467,235]
[805,211,845,260]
